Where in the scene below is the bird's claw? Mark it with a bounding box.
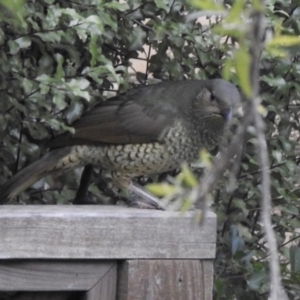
[126,196,165,210]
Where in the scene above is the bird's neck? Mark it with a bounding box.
[194,116,226,151]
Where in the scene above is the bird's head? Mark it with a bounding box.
[192,79,241,125]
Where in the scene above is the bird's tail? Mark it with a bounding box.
[0,147,77,204]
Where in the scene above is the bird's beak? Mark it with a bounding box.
[221,108,232,121]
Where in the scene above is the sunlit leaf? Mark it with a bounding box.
[222,58,233,81]
[234,45,252,97]
[226,0,244,23]
[267,35,300,47]
[257,104,267,116]
[147,183,179,197]
[189,0,224,11]
[180,164,198,188]
[199,149,212,167]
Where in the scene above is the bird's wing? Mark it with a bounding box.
[48,81,206,148]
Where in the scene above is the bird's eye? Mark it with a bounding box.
[210,93,215,102]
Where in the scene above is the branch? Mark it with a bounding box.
[249,9,288,300]
[193,3,288,299]
[194,110,252,214]
[252,101,288,300]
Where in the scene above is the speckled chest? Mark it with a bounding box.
[73,121,220,176]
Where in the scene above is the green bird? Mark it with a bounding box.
[0,79,240,208]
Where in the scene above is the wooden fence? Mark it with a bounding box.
[0,205,216,300]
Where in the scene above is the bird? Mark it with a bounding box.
[0,79,240,208]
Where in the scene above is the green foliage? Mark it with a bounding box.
[1,0,300,298]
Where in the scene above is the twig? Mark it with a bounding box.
[193,3,288,299]
[249,9,288,300]
[145,44,152,80]
[252,101,288,300]
[194,110,252,214]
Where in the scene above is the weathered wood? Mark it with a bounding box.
[0,260,116,291]
[84,263,117,300]
[0,206,216,259]
[117,259,214,300]
[202,260,214,300]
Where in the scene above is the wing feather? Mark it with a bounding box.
[48,80,208,148]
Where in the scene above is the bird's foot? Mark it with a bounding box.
[125,196,164,210]
[73,192,96,205]
[127,182,166,210]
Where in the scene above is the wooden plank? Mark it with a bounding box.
[0,206,216,259]
[117,259,214,300]
[202,260,214,300]
[0,260,116,291]
[84,263,117,300]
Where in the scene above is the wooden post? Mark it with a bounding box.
[0,206,216,300]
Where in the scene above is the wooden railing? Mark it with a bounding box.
[0,205,216,300]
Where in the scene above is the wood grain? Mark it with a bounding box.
[0,260,116,291]
[117,259,214,300]
[84,263,117,300]
[0,206,216,259]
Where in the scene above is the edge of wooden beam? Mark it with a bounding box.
[0,205,216,259]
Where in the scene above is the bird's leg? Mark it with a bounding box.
[73,164,94,204]
[111,172,166,210]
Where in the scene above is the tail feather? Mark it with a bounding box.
[0,147,74,203]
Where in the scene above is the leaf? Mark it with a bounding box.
[0,0,26,27]
[257,104,267,116]
[247,269,267,291]
[252,0,264,10]
[22,78,33,94]
[85,15,103,33]
[72,90,90,101]
[222,58,233,81]
[261,75,286,87]
[180,198,194,213]
[290,246,300,273]
[53,93,66,110]
[154,0,168,10]
[282,205,299,216]
[266,47,287,57]
[67,78,90,90]
[268,35,300,47]
[189,0,224,11]
[234,45,252,97]
[180,164,198,188]
[230,225,245,255]
[128,27,146,51]
[226,0,244,23]
[8,40,19,55]
[272,150,282,163]
[76,78,90,90]
[199,149,212,167]
[54,53,65,79]
[15,37,31,49]
[65,100,84,124]
[104,2,129,11]
[36,74,55,84]
[89,34,99,67]
[147,183,178,197]
[39,83,50,95]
